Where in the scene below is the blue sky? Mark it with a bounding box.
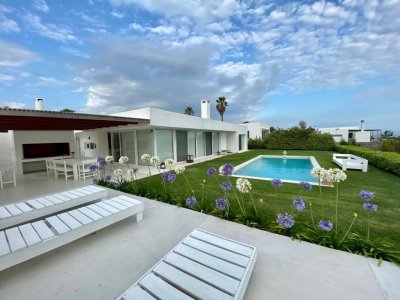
[0,0,399,133]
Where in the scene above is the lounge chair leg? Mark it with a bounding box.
[135,212,143,223]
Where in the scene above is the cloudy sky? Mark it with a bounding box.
[0,0,399,132]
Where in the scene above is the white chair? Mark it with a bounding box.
[53,161,74,181]
[78,160,97,181]
[117,228,257,300]
[45,159,55,175]
[0,168,16,189]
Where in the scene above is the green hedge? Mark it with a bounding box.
[335,145,400,176]
[263,128,335,150]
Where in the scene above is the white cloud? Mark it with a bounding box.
[26,76,67,87]
[111,11,124,19]
[24,14,76,42]
[0,101,26,108]
[0,5,20,33]
[60,47,91,59]
[0,74,15,82]
[150,25,176,35]
[33,0,50,13]
[0,40,35,66]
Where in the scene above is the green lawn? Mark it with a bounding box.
[135,150,400,251]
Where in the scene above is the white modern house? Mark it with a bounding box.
[318,120,381,143]
[77,100,247,165]
[0,100,248,174]
[243,122,270,140]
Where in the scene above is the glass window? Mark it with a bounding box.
[137,130,154,165]
[196,132,205,157]
[155,129,173,162]
[212,132,219,154]
[188,131,196,157]
[121,131,136,164]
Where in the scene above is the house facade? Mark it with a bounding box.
[76,103,248,165]
[318,120,380,143]
[243,122,270,140]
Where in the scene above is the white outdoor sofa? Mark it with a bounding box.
[0,195,144,272]
[117,228,257,300]
[0,186,107,230]
[333,153,368,172]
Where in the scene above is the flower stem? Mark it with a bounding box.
[275,187,278,215]
[367,210,370,241]
[319,178,324,219]
[309,202,316,230]
[182,173,194,195]
[249,192,258,217]
[335,183,339,234]
[339,214,357,244]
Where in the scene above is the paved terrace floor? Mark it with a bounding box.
[0,171,399,300]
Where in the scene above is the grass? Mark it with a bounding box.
[134,149,400,251]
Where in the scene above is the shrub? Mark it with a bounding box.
[263,128,335,150]
[248,137,264,149]
[335,145,400,176]
[382,139,400,153]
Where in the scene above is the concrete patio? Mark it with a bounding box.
[0,172,399,300]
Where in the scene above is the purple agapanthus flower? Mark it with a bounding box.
[215,197,229,211]
[272,178,283,187]
[207,167,216,176]
[104,175,111,182]
[359,190,374,201]
[132,167,139,174]
[299,181,312,191]
[97,157,106,167]
[220,181,232,191]
[292,196,306,212]
[186,196,197,208]
[319,220,333,232]
[363,203,378,212]
[277,213,295,228]
[89,164,99,172]
[221,163,234,176]
[162,172,176,183]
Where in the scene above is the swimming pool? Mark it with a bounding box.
[233,155,320,184]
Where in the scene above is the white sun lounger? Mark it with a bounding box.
[0,195,144,272]
[117,228,257,300]
[0,185,108,230]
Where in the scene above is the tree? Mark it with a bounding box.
[382,130,394,139]
[60,108,75,113]
[216,96,228,121]
[184,106,195,116]
[298,120,307,129]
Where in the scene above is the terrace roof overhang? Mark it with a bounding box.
[0,108,149,132]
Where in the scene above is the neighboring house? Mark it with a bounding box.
[318,120,381,143]
[242,122,270,140]
[0,100,248,174]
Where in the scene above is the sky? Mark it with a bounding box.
[0,0,399,133]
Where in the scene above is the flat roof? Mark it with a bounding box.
[0,108,149,131]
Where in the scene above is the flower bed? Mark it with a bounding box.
[91,154,400,266]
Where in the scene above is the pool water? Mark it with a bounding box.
[233,156,318,183]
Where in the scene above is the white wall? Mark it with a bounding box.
[244,122,269,139]
[355,131,371,143]
[0,132,13,168]
[11,130,75,174]
[76,130,108,158]
[319,128,350,142]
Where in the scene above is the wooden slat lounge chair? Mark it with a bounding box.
[0,195,144,272]
[0,185,108,230]
[117,228,257,300]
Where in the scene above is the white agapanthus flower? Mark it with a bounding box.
[114,169,123,176]
[236,178,252,193]
[150,156,160,166]
[175,165,186,174]
[311,167,323,179]
[126,169,135,180]
[165,158,174,168]
[119,156,129,165]
[320,168,333,183]
[141,153,150,162]
[329,168,347,183]
[105,156,114,163]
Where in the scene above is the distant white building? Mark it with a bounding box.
[318,120,380,143]
[242,122,270,140]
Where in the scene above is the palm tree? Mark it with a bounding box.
[184,106,195,116]
[216,96,228,121]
